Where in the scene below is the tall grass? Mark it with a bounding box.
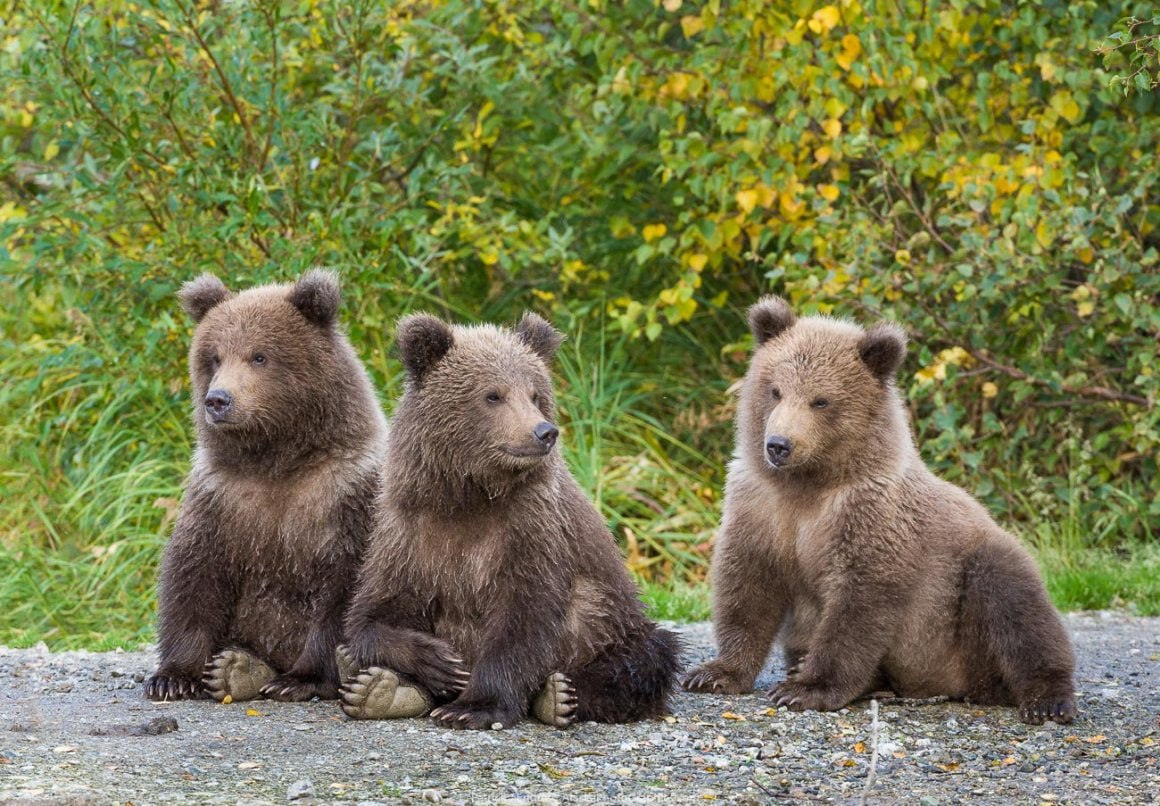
[1,303,1157,650]
[0,328,188,648]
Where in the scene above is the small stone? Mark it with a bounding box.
[420,789,442,803]
[287,779,315,800]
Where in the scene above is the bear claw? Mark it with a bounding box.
[1019,695,1076,725]
[203,649,277,703]
[144,672,207,702]
[340,667,433,720]
[532,672,577,728]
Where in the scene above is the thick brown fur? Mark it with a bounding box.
[682,296,1076,725]
[342,313,680,728]
[144,270,388,702]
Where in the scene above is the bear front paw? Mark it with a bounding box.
[430,700,520,730]
[680,662,753,694]
[1019,694,1076,725]
[768,679,849,712]
[260,673,337,702]
[144,672,208,702]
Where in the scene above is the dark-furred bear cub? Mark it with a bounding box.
[144,270,387,703]
[339,313,680,729]
[682,297,1076,725]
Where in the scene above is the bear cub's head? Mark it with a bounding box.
[393,312,564,483]
[178,269,345,441]
[741,296,908,480]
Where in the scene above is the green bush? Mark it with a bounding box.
[1,0,1156,644]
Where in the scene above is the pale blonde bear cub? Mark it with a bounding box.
[683,296,1076,725]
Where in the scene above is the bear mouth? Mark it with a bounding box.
[502,444,552,459]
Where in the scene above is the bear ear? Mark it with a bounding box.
[179,274,231,322]
[858,322,907,382]
[514,312,564,364]
[396,313,454,382]
[290,268,341,327]
[748,296,796,347]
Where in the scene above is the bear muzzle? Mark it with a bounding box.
[204,389,234,423]
[765,435,793,467]
[504,421,559,459]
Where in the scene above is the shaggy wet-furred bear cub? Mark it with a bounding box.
[682,296,1076,725]
[338,312,680,729]
[144,270,387,703]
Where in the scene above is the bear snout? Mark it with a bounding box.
[765,435,793,467]
[204,389,234,422]
[533,421,559,449]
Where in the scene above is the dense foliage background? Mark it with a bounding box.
[2,0,1157,646]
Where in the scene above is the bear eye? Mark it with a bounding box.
[532,392,541,406]
[811,397,829,409]
[210,354,221,371]
[486,392,501,404]
[252,353,267,366]
[771,387,782,401]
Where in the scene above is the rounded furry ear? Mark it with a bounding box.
[179,274,231,322]
[514,312,563,364]
[396,313,454,382]
[748,296,796,346]
[290,269,341,327]
[859,323,908,382]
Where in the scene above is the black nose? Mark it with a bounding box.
[766,436,792,466]
[533,421,559,448]
[205,389,233,421]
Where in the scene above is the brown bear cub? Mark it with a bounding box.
[682,297,1076,725]
[144,270,388,703]
[338,313,680,729]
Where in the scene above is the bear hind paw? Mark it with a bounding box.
[203,649,277,703]
[532,672,577,728]
[340,667,433,720]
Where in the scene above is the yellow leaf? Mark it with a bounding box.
[480,251,500,266]
[245,708,261,717]
[44,141,60,161]
[894,249,911,265]
[814,145,832,164]
[662,0,682,11]
[662,72,691,99]
[735,189,759,214]
[721,711,746,721]
[642,223,667,242]
[854,742,866,753]
[822,118,842,139]
[680,14,704,38]
[836,33,861,70]
[819,183,840,202]
[808,5,841,34]
[1085,735,1107,744]
[982,382,998,399]
[688,253,708,271]
[221,695,233,704]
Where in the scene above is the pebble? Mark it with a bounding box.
[287,779,315,800]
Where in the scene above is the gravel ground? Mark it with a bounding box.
[1,613,1157,805]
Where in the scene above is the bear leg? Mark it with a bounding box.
[202,649,277,702]
[339,667,433,720]
[564,625,681,723]
[960,540,1077,725]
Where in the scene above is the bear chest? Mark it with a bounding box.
[211,470,348,569]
